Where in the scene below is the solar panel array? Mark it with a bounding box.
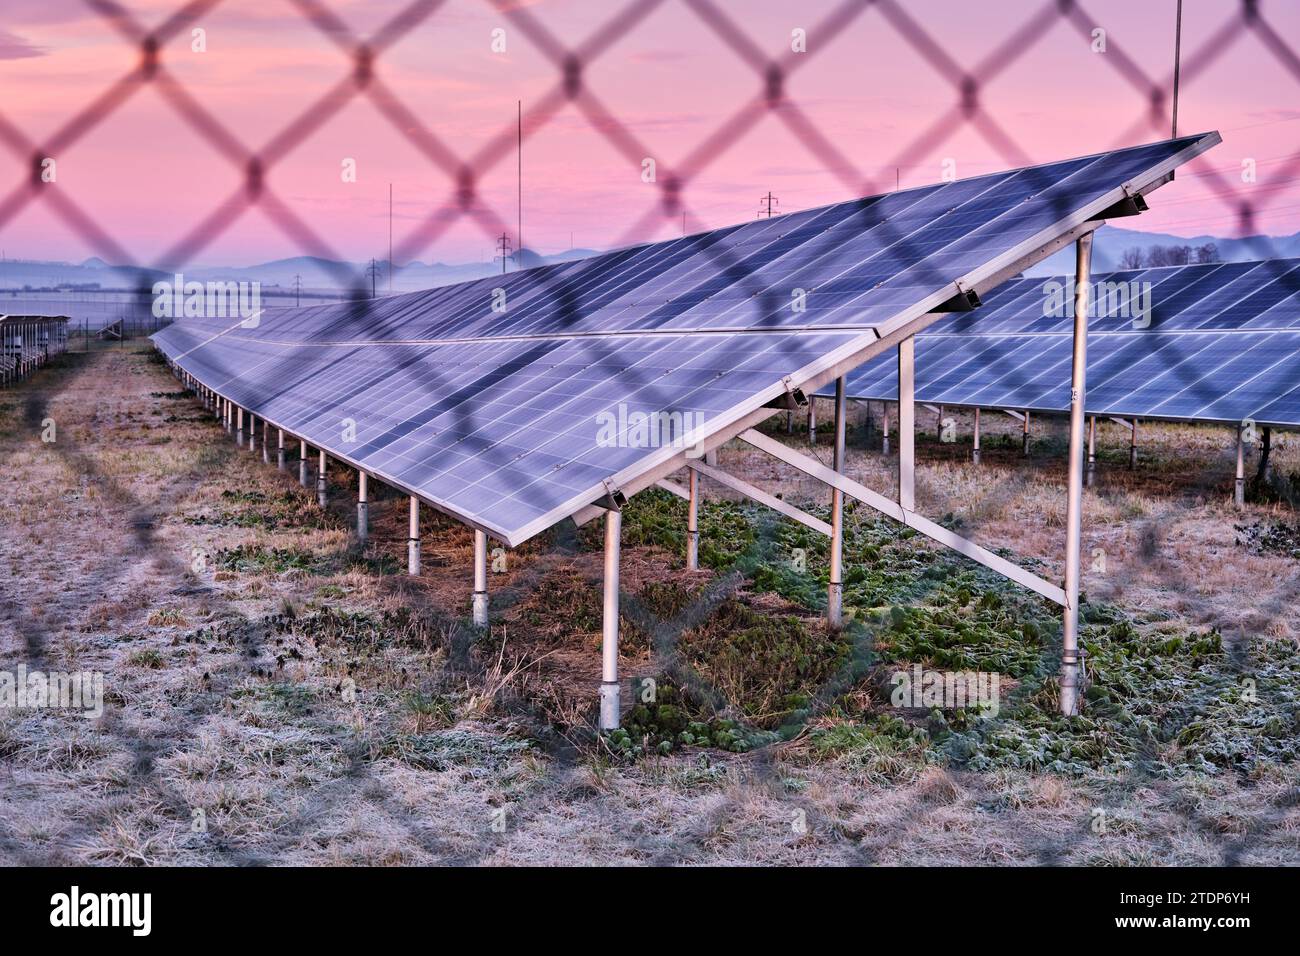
[815,258,1300,428]
[153,134,1218,545]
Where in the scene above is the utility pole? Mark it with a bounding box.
[496,233,513,275]
[1172,0,1183,138]
[517,100,523,271]
[366,258,380,298]
[389,183,394,295]
[293,273,302,308]
[757,192,779,218]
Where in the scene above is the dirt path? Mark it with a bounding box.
[1,348,1297,866]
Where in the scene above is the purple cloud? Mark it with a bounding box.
[0,30,46,60]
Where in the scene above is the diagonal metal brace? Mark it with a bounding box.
[738,428,1068,607]
[687,460,831,537]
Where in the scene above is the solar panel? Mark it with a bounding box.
[155,133,1219,544]
[817,257,1300,428]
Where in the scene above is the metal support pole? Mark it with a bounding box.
[828,376,847,628]
[1087,415,1096,487]
[1022,410,1031,457]
[786,409,793,434]
[357,471,369,543]
[807,397,817,446]
[261,419,269,463]
[1235,426,1245,508]
[408,496,421,575]
[936,404,944,440]
[236,407,244,446]
[299,440,308,487]
[898,339,915,511]
[1261,426,1273,482]
[686,467,699,570]
[1061,232,1093,718]
[472,529,489,627]
[248,415,256,452]
[1129,419,1138,470]
[317,450,328,507]
[972,407,981,464]
[882,404,890,455]
[599,509,622,730]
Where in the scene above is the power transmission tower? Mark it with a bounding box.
[293,273,302,308]
[495,233,513,274]
[366,258,381,298]
[757,191,780,218]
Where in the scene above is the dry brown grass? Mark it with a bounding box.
[0,349,1296,866]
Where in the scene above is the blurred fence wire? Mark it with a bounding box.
[1,0,1298,289]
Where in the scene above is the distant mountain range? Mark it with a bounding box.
[3,226,1298,296]
[1024,226,1300,276]
[0,248,601,295]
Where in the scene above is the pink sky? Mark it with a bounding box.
[2,0,1298,268]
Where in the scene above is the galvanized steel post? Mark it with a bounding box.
[599,509,622,730]
[898,339,915,512]
[686,467,699,570]
[408,496,421,575]
[1061,232,1093,718]
[357,471,368,542]
[828,376,847,628]
[317,450,327,507]
[472,529,489,627]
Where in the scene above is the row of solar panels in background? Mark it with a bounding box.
[814,259,1300,427]
[180,140,1199,344]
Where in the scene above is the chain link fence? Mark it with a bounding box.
[2,1,1298,281]
[2,0,1298,865]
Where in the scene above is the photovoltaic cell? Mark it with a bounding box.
[817,258,1300,428]
[154,134,1218,544]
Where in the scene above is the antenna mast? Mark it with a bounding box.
[1172,0,1183,138]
